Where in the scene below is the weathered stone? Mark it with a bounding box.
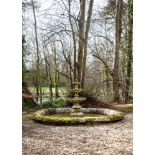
[33,108,124,125]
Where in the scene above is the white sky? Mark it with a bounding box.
[39,0,106,11]
[23,0,111,67]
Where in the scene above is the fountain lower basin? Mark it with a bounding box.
[33,108,124,125]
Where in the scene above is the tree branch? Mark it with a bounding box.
[56,69,71,79]
[92,54,113,76]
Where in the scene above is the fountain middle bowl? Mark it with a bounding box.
[67,96,86,102]
[33,108,124,125]
[70,88,84,93]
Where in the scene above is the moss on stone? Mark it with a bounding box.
[107,112,124,121]
[33,108,124,125]
[73,108,82,113]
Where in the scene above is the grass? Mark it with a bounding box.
[22,97,67,121]
[29,86,68,97]
[44,97,67,108]
[111,104,133,113]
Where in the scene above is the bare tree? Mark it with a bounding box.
[31,0,42,104]
[22,0,133,105]
[113,0,123,102]
[77,0,86,83]
[81,0,94,88]
[53,43,59,97]
[77,0,94,88]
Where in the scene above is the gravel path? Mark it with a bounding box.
[22,113,132,155]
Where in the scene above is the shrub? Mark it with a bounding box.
[51,97,67,108]
[41,97,67,108]
[22,102,39,110]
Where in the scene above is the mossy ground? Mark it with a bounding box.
[112,104,133,112]
[22,114,33,121]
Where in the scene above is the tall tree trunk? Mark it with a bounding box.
[31,0,42,105]
[53,43,59,97]
[81,0,94,89]
[44,48,53,101]
[125,0,133,103]
[113,0,123,102]
[48,60,53,101]
[68,0,77,81]
[106,67,111,97]
[77,0,86,84]
[48,68,53,101]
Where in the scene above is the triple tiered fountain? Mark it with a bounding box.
[33,81,124,125]
[68,81,86,116]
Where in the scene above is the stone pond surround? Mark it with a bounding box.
[33,108,124,125]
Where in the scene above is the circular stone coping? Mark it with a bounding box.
[33,108,124,125]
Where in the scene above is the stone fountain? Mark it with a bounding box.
[68,81,86,116]
[33,81,124,125]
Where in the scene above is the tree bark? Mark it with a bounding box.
[113,0,123,102]
[125,0,133,103]
[32,0,42,105]
[68,0,77,81]
[43,48,53,101]
[81,0,94,89]
[77,0,86,84]
[53,43,59,97]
